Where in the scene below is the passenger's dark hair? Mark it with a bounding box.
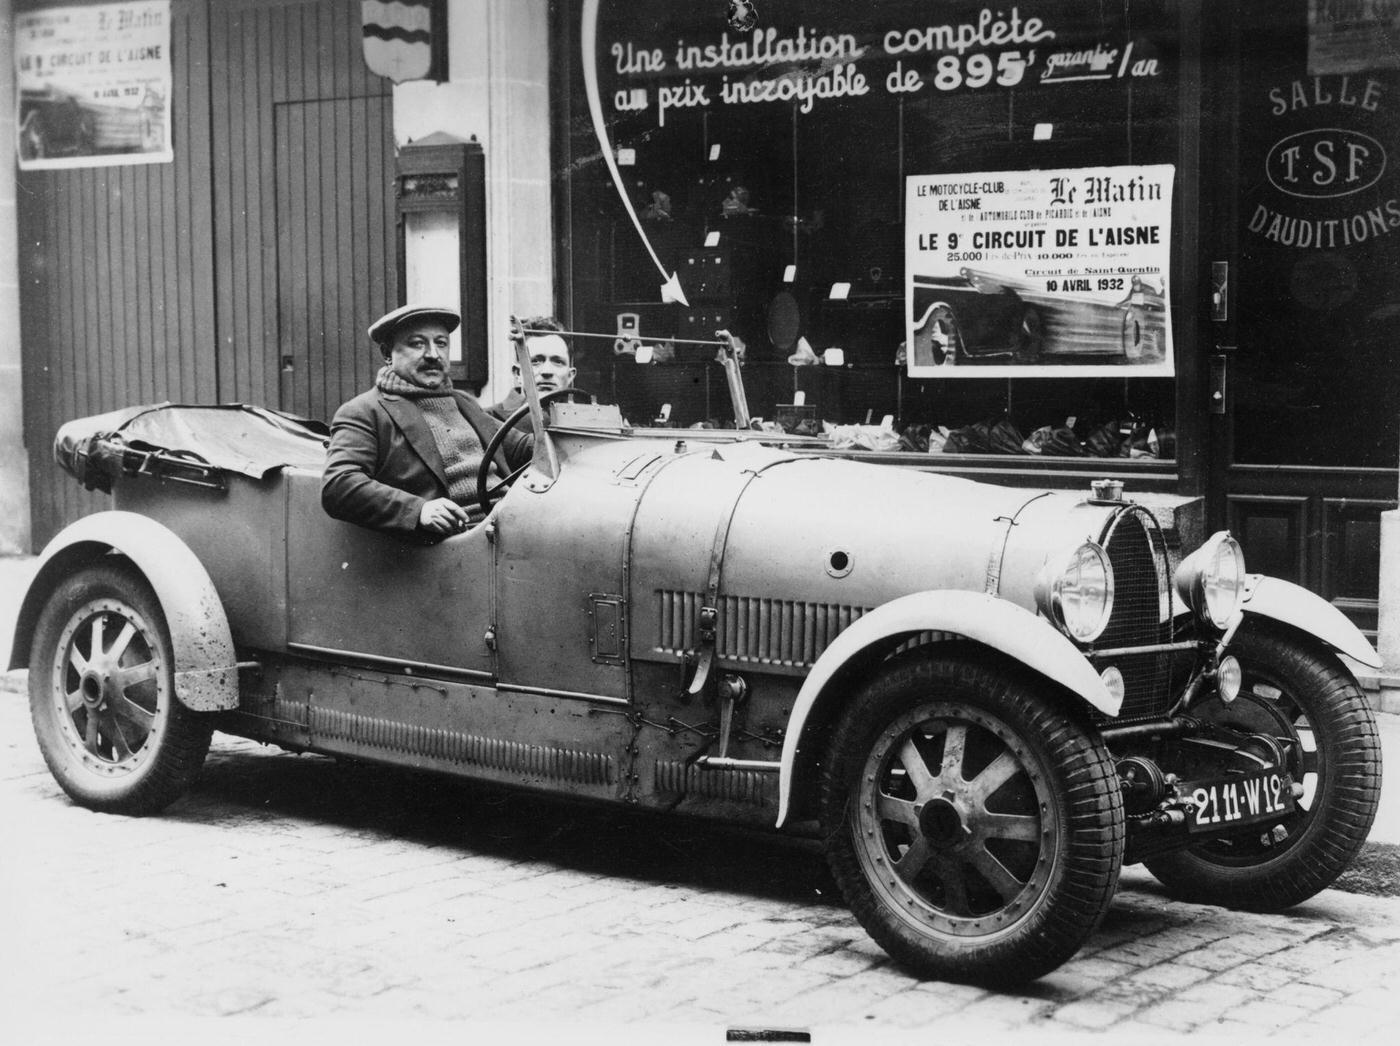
[519,315,563,335]
[518,315,575,363]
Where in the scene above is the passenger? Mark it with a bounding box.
[322,304,531,538]
[487,315,577,431]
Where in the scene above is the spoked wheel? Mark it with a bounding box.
[1144,625,1380,910]
[29,562,212,815]
[821,651,1124,984]
[476,386,595,510]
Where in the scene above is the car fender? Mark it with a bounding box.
[11,511,240,711]
[1238,574,1382,669]
[775,590,1116,828]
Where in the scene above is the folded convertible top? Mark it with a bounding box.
[54,403,329,493]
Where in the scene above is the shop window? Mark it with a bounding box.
[557,0,1184,464]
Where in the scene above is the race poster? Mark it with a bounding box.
[1308,0,1400,74]
[905,164,1176,379]
[14,1,174,170]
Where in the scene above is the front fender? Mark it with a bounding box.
[775,590,1114,828]
[1239,574,1381,669]
[11,511,240,711]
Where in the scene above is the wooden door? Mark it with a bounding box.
[210,0,397,421]
[1206,0,1399,640]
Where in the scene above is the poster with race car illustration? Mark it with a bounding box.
[905,164,1175,378]
[14,1,173,170]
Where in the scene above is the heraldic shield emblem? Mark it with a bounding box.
[362,0,447,84]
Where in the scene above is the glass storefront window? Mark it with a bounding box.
[555,0,1185,461]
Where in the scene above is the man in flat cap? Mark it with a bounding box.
[323,304,532,538]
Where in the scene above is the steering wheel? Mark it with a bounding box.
[476,386,595,510]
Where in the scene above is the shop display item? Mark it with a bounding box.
[1084,420,1124,458]
[1024,424,1087,457]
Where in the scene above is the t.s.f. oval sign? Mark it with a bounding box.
[1267,129,1386,199]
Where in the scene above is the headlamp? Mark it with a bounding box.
[1039,541,1114,643]
[1217,655,1242,703]
[1173,531,1246,631]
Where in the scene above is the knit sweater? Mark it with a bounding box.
[375,365,483,507]
[416,395,485,506]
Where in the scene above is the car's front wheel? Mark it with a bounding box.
[1143,624,1380,910]
[29,562,212,815]
[821,650,1125,984]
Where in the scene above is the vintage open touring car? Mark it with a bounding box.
[11,330,1382,983]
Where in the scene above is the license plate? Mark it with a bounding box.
[1184,769,1295,834]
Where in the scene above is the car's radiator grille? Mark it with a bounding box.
[1095,506,1174,722]
[655,590,869,668]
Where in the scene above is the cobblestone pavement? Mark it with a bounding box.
[2,689,1399,1045]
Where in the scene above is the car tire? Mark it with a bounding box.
[1121,308,1148,362]
[19,113,45,160]
[1015,306,1044,363]
[820,649,1125,984]
[927,305,961,365]
[28,562,213,816]
[1143,624,1380,911]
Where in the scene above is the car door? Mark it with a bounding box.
[284,470,497,681]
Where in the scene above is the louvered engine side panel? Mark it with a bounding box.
[654,590,870,668]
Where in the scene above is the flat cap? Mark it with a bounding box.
[368,303,460,346]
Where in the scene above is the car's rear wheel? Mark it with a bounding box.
[821,651,1124,984]
[29,562,212,815]
[1143,625,1379,910]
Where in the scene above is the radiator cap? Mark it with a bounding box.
[1090,478,1124,502]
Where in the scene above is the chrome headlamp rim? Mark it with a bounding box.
[1038,540,1115,644]
[1174,531,1246,631]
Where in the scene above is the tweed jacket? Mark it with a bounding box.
[322,386,532,537]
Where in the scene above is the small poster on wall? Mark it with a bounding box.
[14,0,174,170]
[1308,0,1400,75]
[905,164,1176,379]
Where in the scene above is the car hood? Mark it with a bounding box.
[618,438,1113,661]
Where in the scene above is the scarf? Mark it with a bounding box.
[376,364,454,397]
[375,365,482,507]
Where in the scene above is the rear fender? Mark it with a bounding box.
[1238,574,1381,669]
[11,511,239,711]
[775,590,1114,828]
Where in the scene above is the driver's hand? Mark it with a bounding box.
[419,497,471,534]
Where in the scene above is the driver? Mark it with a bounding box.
[487,316,576,432]
[322,304,532,538]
